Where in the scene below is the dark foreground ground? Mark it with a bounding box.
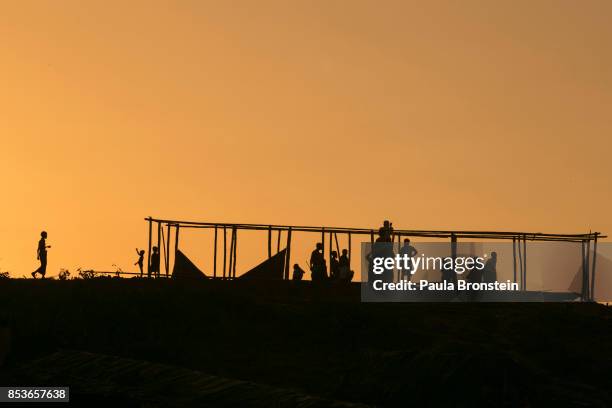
[0,278,610,407]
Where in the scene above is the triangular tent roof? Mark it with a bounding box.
[172,250,207,279]
[239,249,286,280]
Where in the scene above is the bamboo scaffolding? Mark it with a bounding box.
[143,217,602,298]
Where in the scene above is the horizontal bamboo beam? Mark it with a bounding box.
[143,218,603,242]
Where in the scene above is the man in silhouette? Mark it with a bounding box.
[149,246,160,278]
[135,248,145,277]
[482,252,498,283]
[399,239,418,281]
[377,220,394,243]
[309,243,327,281]
[32,231,51,279]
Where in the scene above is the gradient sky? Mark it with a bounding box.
[1,0,611,278]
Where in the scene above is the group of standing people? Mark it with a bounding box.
[292,243,353,282]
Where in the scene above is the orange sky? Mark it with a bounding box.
[1,0,611,278]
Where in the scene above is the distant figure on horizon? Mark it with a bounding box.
[309,243,327,281]
[292,264,306,281]
[399,239,418,281]
[330,251,340,280]
[149,246,160,278]
[31,231,51,279]
[135,248,145,277]
[482,252,498,283]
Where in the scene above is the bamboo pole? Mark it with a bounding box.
[156,221,161,278]
[523,236,527,290]
[512,237,517,283]
[450,234,458,286]
[147,217,152,278]
[161,226,167,277]
[334,233,340,256]
[329,231,333,276]
[321,228,325,255]
[213,226,218,278]
[223,226,227,279]
[580,241,586,302]
[166,224,171,276]
[348,232,352,269]
[175,225,180,260]
[590,235,598,301]
[267,226,272,259]
[277,229,281,253]
[228,227,235,279]
[232,227,238,278]
[585,237,591,301]
[285,227,292,280]
[517,237,523,290]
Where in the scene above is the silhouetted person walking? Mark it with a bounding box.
[135,248,145,276]
[149,246,160,278]
[31,231,50,279]
[292,264,305,281]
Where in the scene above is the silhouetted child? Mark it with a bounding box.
[330,251,340,280]
[149,246,160,278]
[135,248,145,276]
[32,231,51,279]
[292,264,305,281]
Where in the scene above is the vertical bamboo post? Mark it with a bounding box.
[213,226,218,278]
[223,226,227,278]
[228,227,234,279]
[161,226,167,277]
[523,235,527,290]
[233,227,238,278]
[580,240,586,302]
[155,221,161,278]
[517,237,524,290]
[175,225,180,260]
[396,233,401,281]
[277,229,281,253]
[285,227,292,280]
[512,237,517,283]
[321,228,325,255]
[166,224,171,277]
[450,233,458,286]
[584,237,591,301]
[591,235,598,301]
[348,232,352,269]
[147,217,152,278]
[329,231,333,275]
[334,233,340,256]
[267,226,272,259]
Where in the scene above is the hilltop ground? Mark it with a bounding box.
[0,278,610,407]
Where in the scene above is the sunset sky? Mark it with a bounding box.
[1,0,611,278]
